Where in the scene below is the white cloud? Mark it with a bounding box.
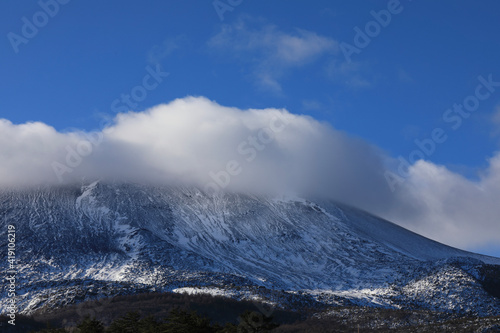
[388,158,500,249]
[0,119,80,186]
[208,18,339,91]
[0,97,395,208]
[1,96,500,252]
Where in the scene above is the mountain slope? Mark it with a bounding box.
[0,182,499,315]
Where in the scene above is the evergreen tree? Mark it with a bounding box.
[138,315,162,333]
[216,322,238,333]
[160,308,216,333]
[77,316,105,333]
[106,311,141,333]
[236,311,279,332]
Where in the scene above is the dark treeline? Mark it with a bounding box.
[28,308,279,332]
[0,291,298,333]
[1,291,500,332]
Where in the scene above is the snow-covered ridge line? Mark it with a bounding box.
[0,182,499,315]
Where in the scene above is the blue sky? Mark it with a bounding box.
[1,0,500,256]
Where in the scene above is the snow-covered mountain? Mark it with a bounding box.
[1,182,499,315]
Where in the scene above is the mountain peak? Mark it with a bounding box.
[1,182,499,315]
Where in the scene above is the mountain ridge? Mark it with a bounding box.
[1,181,499,316]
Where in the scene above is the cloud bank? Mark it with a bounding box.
[1,96,499,251]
